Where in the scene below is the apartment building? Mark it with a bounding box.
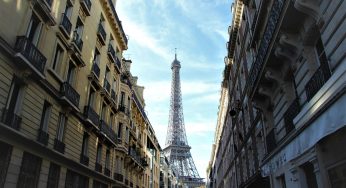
[0,0,161,187]
[209,0,346,188]
[159,154,178,188]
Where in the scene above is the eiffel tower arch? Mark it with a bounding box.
[163,53,204,187]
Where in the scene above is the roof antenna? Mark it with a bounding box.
[175,48,177,60]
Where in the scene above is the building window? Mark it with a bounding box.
[127,97,131,112]
[93,180,107,188]
[87,88,96,108]
[66,62,76,84]
[105,149,110,170]
[118,123,122,139]
[0,141,12,187]
[64,2,73,18]
[65,169,89,188]
[301,162,318,188]
[47,163,60,188]
[277,174,286,188]
[17,152,42,188]
[26,13,42,46]
[96,144,102,164]
[2,77,24,129]
[109,112,114,129]
[40,101,52,132]
[328,162,346,188]
[120,92,125,106]
[56,113,67,141]
[74,18,84,40]
[100,103,107,121]
[93,48,100,65]
[52,44,64,71]
[125,127,129,144]
[81,132,89,157]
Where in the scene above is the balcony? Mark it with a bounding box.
[115,56,122,72]
[92,63,100,79]
[305,66,331,101]
[99,120,117,143]
[59,13,72,38]
[128,147,146,169]
[103,79,111,93]
[266,129,277,154]
[80,0,91,16]
[61,82,80,109]
[107,0,128,46]
[95,162,102,173]
[121,75,131,88]
[97,24,106,45]
[84,106,99,127]
[114,173,123,182]
[1,108,22,130]
[118,105,129,116]
[72,34,83,53]
[14,36,47,79]
[107,44,116,62]
[104,168,110,177]
[133,94,148,120]
[80,154,89,166]
[31,0,56,26]
[283,98,300,134]
[37,129,49,146]
[53,138,65,154]
[246,0,286,96]
[111,90,117,102]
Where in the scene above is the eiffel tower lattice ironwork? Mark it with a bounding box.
[163,53,204,187]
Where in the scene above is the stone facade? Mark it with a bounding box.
[208,0,346,188]
[0,0,161,187]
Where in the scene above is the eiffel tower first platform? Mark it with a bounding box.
[163,53,204,188]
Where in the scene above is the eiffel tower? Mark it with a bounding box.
[163,53,204,187]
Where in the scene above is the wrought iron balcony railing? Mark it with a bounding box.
[114,173,123,182]
[128,147,146,168]
[84,106,99,126]
[246,0,285,96]
[283,98,300,134]
[80,154,89,166]
[80,0,91,15]
[133,93,148,120]
[103,79,111,93]
[104,168,110,177]
[266,129,277,154]
[37,128,49,146]
[305,66,331,101]
[92,63,100,78]
[60,13,72,37]
[100,120,117,142]
[61,82,80,108]
[14,36,47,75]
[111,90,116,102]
[97,24,106,45]
[95,162,102,173]
[107,0,128,45]
[1,108,22,130]
[53,138,65,154]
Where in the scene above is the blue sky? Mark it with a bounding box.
[117,0,232,178]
